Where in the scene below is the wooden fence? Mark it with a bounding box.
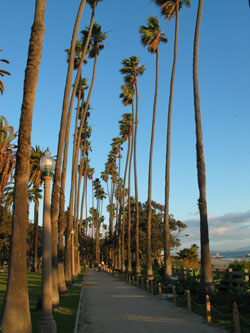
[172,266,250,289]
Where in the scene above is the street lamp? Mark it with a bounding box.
[37,149,56,333]
[71,229,75,279]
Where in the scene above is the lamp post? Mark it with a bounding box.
[37,149,56,333]
[71,229,75,279]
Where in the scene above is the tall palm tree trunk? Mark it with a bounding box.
[75,147,87,274]
[80,173,87,230]
[115,155,121,270]
[0,1,46,331]
[121,136,131,272]
[127,109,134,273]
[51,0,87,307]
[147,49,159,280]
[61,3,96,283]
[73,172,79,276]
[32,201,39,272]
[193,0,214,294]
[164,2,180,281]
[134,86,141,277]
[57,93,81,293]
[65,53,98,283]
[57,193,67,294]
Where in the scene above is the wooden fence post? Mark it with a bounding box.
[141,277,144,289]
[183,267,186,279]
[206,295,211,323]
[187,290,192,312]
[158,283,162,300]
[132,275,135,285]
[150,280,154,295]
[228,268,233,287]
[146,279,149,292]
[233,302,241,333]
[244,269,249,282]
[172,286,176,305]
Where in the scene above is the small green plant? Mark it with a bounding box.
[228,281,250,310]
[228,260,250,272]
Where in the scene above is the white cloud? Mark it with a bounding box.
[180,210,250,250]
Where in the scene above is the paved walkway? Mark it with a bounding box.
[76,270,227,333]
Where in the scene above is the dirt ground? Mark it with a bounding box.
[76,270,227,333]
[211,258,233,269]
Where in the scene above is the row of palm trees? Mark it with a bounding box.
[0,0,107,331]
[97,0,214,295]
[0,0,225,330]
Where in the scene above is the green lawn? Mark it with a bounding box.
[0,270,84,333]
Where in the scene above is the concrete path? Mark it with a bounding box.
[76,270,227,333]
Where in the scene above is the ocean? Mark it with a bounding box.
[210,250,250,261]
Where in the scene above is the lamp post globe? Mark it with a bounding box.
[40,148,56,176]
[37,148,56,333]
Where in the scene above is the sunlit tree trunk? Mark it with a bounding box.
[147,49,159,280]
[127,111,134,274]
[0,1,46,331]
[65,51,98,283]
[32,201,39,272]
[134,85,141,277]
[193,0,214,294]
[164,2,181,281]
[121,136,130,272]
[51,0,87,306]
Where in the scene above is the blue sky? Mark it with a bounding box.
[1,0,250,251]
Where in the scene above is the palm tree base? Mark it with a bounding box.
[37,316,56,333]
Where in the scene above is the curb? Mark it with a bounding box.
[74,281,84,333]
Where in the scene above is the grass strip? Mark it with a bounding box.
[0,270,84,333]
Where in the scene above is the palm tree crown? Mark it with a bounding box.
[81,23,107,59]
[30,146,44,189]
[0,49,11,95]
[120,56,146,85]
[0,116,17,202]
[119,113,133,143]
[153,0,191,21]
[139,16,167,54]
[120,84,135,106]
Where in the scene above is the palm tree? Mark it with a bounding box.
[120,56,145,276]
[65,21,107,284]
[65,40,88,70]
[0,49,11,95]
[50,0,87,301]
[30,145,44,272]
[80,156,90,230]
[153,0,190,281]
[92,178,106,264]
[4,183,42,217]
[105,139,121,268]
[193,0,214,294]
[119,115,133,272]
[74,126,92,274]
[57,79,89,294]
[139,16,167,280]
[120,85,135,273]
[0,2,46,331]
[0,116,17,203]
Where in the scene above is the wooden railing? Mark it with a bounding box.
[172,266,250,289]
